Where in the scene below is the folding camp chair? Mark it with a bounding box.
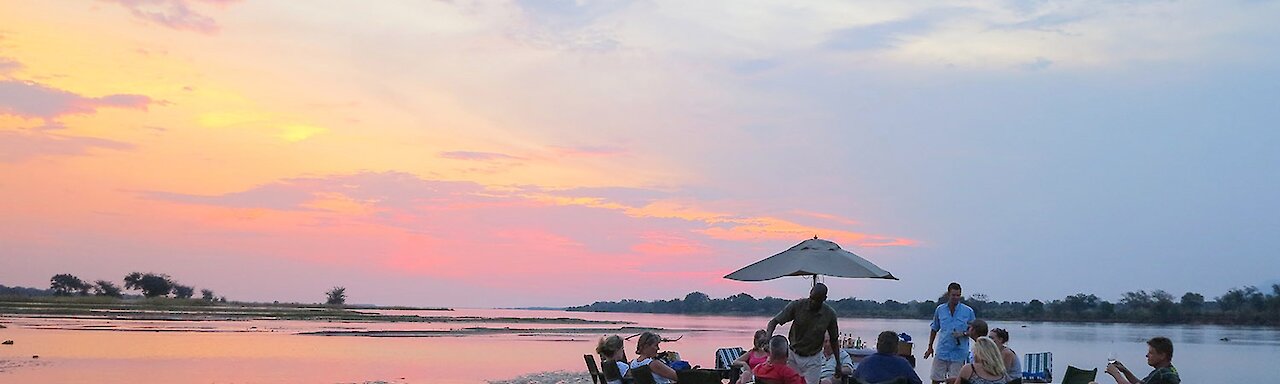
[631,365,657,384]
[716,347,745,370]
[1061,365,1097,384]
[585,354,605,384]
[1021,352,1053,383]
[601,358,632,384]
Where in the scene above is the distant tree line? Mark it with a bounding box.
[567,286,1280,326]
[3,274,351,308]
[0,285,54,297]
[40,272,227,302]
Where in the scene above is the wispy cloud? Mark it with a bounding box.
[0,80,153,119]
[0,57,21,75]
[0,130,133,163]
[440,151,523,161]
[98,0,240,35]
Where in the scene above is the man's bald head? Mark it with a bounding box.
[811,283,828,297]
[809,283,829,309]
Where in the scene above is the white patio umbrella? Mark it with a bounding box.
[724,237,897,284]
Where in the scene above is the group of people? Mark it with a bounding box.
[924,282,1180,384]
[595,281,1180,384]
[595,332,681,384]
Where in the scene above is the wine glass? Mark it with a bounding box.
[1107,351,1118,365]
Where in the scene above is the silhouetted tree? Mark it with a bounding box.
[201,289,216,301]
[1097,301,1116,319]
[50,274,90,296]
[1218,287,1245,311]
[124,272,175,298]
[172,284,195,299]
[92,280,123,298]
[683,292,710,312]
[1151,290,1177,322]
[1024,299,1045,317]
[1180,292,1205,313]
[1120,290,1153,310]
[1064,293,1100,313]
[326,287,346,305]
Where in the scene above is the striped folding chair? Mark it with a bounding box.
[715,347,745,370]
[1021,352,1053,383]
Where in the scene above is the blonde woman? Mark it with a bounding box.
[732,330,771,384]
[952,337,1010,384]
[630,332,678,384]
[596,335,630,384]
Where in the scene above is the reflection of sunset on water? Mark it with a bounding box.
[2,309,1274,383]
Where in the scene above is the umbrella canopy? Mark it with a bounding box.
[724,237,897,282]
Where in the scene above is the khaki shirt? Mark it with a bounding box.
[773,299,838,356]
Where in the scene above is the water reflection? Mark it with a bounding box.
[0,309,1276,383]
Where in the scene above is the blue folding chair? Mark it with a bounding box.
[1021,352,1053,383]
[715,347,745,370]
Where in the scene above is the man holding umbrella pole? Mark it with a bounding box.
[767,283,842,384]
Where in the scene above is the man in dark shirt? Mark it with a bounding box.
[854,331,924,384]
[768,283,841,384]
[1103,337,1180,384]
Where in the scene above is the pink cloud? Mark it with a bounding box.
[98,0,240,35]
[440,151,523,161]
[0,80,154,119]
[0,130,133,163]
[113,172,916,304]
[0,57,21,75]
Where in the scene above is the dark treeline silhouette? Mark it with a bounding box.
[0,285,53,297]
[568,286,1280,326]
[7,274,350,307]
[25,272,228,302]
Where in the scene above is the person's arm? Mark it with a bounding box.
[732,351,751,368]
[925,308,940,359]
[1002,349,1016,371]
[1121,366,1140,384]
[767,301,796,336]
[839,350,854,375]
[1105,363,1134,384]
[650,359,679,380]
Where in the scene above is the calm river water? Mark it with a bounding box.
[1,308,1276,383]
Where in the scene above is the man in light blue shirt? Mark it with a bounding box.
[924,282,975,384]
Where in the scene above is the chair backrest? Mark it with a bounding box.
[1061,365,1098,384]
[1021,352,1053,383]
[631,364,657,384]
[716,347,745,370]
[584,354,604,384]
[601,358,624,381]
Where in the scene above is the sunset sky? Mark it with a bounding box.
[2,1,1278,307]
